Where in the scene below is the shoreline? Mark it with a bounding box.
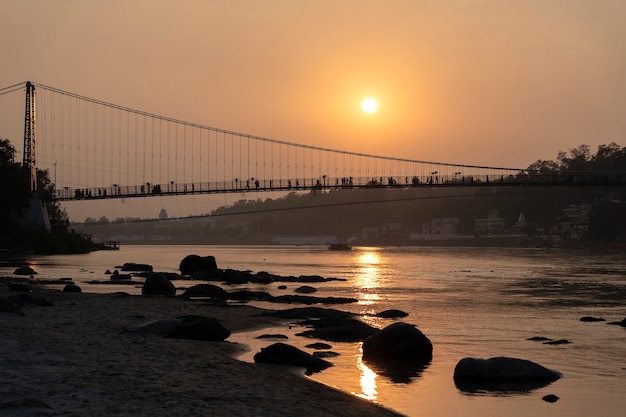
[0,286,402,417]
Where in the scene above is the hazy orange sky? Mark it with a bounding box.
[2,0,625,169]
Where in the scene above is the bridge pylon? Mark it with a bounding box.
[20,81,50,232]
[23,81,37,193]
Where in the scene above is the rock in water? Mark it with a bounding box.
[375,309,409,318]
[607,317,626,327]
[542,394,560,403]
[254,342,333,374]
[121,262,153,272]
[296,317,379,342]
[454,357,562,382]
[294,285,317,294]
[362,322,433,361]
[179,255,218,276]
[179,283,228,300]
[13,266,36,276]
[579,316,605,322]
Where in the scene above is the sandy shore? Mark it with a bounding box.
[0,285,402,417]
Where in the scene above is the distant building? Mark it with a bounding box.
[382,222,403,237]
[410,217,460,241]
[557,204,590,240]
[474,209,505,235]
[422,218,461,235]
[362,227,380,240]
[512,212,529,235]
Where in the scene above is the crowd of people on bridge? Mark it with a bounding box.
[58,171,623,200]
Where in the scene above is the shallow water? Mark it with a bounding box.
[2,245,625,417]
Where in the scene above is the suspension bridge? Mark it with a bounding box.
[1,81,624,207]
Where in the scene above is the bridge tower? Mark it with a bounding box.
[23,81,37,193]
[21,81,50,231]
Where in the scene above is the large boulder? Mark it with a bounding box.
[120,262,153,272]
[179,255,218,276]
[454,357,562,381]
[253,342,333,374]
[361,322,433,383]
[142,272,176,297]
[296,317,379,342]
[221,268,253,284]
[180,283,228,300]
[14,266,36,276]
[453,357,562,392]
[167,315,230,341]
[375,309,409,319]
[362,322,433,361]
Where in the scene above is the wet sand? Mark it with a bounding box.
[0,286,402,416]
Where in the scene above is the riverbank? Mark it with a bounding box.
[0,285,402,417]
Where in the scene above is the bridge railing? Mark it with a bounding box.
[52,170,625,201]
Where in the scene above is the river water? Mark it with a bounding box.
[2,245,625,417]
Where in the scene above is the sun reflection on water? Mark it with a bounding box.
[355,345,378,401]
[355,249,382,305]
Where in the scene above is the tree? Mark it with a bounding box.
[0,138,30,220]
[593,142,626,171]
[0,138,17,165]
[558,144,592,171]
[527,159,560,173]
[530,143,626,173]
[37,167,66,227]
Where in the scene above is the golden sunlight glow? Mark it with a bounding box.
[361,97,378,113]
[358,252,380,265]
[355,250,382,305]
[356,347,378,401]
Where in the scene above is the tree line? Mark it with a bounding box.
[1,138,92,253]
[527,142,626,172]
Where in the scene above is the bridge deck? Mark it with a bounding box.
[53,173,625,201]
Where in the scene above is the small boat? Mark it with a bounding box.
[328,243,352,251]
[94,241,120,250]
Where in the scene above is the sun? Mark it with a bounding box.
[361,98,378,113]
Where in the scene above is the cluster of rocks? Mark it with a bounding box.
[179,254,348,286]
[6,253,626,404]
[252,315,433,377]
[123,254,359,305]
